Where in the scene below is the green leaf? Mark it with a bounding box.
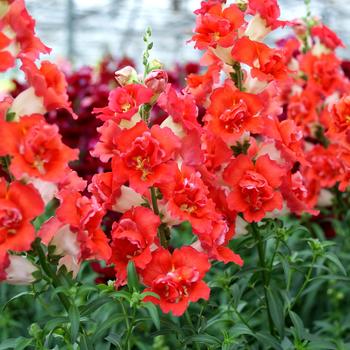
[14,338,33,350]
[80,296,112,316]
[80,334,94,350]
[0,338,32,350]
[0,339,17,350]
[289,310,305,340]
[185,334,221,346]
[141,291,160,300]
[255,332,282,350]
[92,315,125,342]
[267,287,285,338]
[143,302,160,330]
[105,333,123,349]
[112,290,132,301]
[69,304,80,344]
[325,253,347,276]
[44,317,68,332]
[127,261,140,292]
[229,324,254,337]
[1,291,34,311]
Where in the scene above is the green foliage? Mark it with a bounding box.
[1,212,350,349]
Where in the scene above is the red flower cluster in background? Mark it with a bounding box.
[1,0,350,316]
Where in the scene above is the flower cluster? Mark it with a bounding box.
[0,0,80,283]
[1,0,350,318]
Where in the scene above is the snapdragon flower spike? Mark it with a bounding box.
[0,178,44,254]
[205,80,264,144]
[0,0,51,72]
[141,246,211,316]
[110,206,160,286]
[224,154,285,222]
[93,84,153,122]
[0,114,78,182]
[111,121,181,194]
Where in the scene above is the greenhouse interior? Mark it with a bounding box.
[1,0,350,349]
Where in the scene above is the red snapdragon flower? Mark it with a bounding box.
[247,0,286,29]
[205,80,263,143]
[0,252,10,281]
[300,52,343,94]
[141,246,210,316]
[0,114,78,181]
[192,2,245,50]
[0,178,44,254]
[0,0,51,71]
[111,121,181,194]
[94,84,153,122]
[280,171,319,216]
[159,165,218,235]
[329,95,350,134]
[232,37,289,82]
[224,154,285,222]
[286,89,319,131]
[311,24,344,50]
[305,145,344,189]
[21,58,77,117]
[110,206,160,286]
[55,191,111,261]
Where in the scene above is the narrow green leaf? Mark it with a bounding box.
[69,304,80,344]
[127,261,140,292]
[141,291,160,300]
[1,291,34,311]
[255,332,283,350]
[80,334,93,350]
[80,296,112,316]
[325,253,347,276]
[143,302,160,330]
[0,339,18,350]
[15,338,33,350]
[267,287,285,338]
[185,334,221,346]
[289,310,305,340]
[105,333,123,348]
[92,315,125,342]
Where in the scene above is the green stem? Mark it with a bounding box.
[289,255,317,310]
[150,187,169,248]
[34,239,90,343]
[150,187,159,215]
[251,223,275,336]
[34,239,71,311]
[231,62,244,91]
[267,238,281,284]
[185,311,200,350]
[124,306,136,350]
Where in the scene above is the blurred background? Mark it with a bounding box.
[25,0,350,68]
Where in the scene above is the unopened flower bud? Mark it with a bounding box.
[5,255,37,285]
[149,59,164,71]
[144,69,168,95]
[115,66,138,86]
